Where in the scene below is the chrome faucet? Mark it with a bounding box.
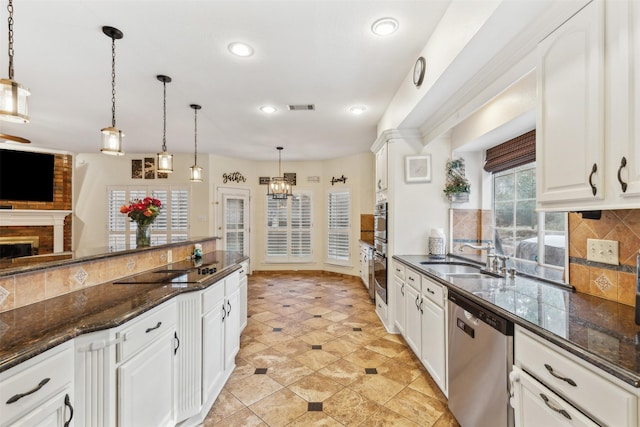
[458,242,503,274]
[458,242,495,253]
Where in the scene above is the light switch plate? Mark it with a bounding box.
[586,238,619,265]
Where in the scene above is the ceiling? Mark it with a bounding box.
[0,0,452,161]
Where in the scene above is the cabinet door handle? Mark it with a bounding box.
[400,283,404,296]
[539,393,572,420]
[64,393,74,427]
[618,157,628,193]
[222,303,227,321]
[145,321,162,333]
[419,298,423,314]
[6,378,50,404]
[174,331,180,355]
[415,294,420,310]
[544,363,577,386]
[377,179,382,190]
[227,300,232,315]
[588,163,598,196]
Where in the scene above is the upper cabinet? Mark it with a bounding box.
[537,0,605,207]
[375,143,388,195]
[537,0,640,211]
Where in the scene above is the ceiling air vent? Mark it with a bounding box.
[287,104,315,111]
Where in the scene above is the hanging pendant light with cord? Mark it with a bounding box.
[156,74,173,173]
[100,26,124,155]
[189,104,203,182]
[267,146,292,199]
[0,0,29,124]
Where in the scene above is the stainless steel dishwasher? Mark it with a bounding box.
[448,290,514,427]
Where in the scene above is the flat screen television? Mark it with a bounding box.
[0,150,55,202]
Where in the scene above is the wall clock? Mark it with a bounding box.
[413,56,426,87]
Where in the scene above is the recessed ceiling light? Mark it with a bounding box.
[228,42,254,57]
[260,105,277,114]
[349,106,366,115]
[371,17,398,36]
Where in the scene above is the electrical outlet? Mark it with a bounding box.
[586,238,619,265]
[167,250,172,264]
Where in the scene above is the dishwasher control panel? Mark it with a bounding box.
[448,291,514,336]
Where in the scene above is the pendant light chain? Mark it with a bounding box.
[111,36,116,127]
[162,80,167,152]
[7,0,14,80]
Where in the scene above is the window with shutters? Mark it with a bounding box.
[265,191,312,262]
[108,186,189,250]
[327,190,350,264]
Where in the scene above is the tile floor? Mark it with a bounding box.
[202,272,460,426]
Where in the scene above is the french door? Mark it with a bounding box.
[217,187,250,257]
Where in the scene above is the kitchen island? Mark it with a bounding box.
[0,243,248,427]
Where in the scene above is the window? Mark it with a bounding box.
[108,186,189,250]
[327,190,350,263]
[493,163,566,267]
[266,192,312,262]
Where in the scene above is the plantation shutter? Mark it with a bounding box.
[170,188,189,242]
[327,191,350,261]
[266,197,288,257]
[109,189,127,232]
[291,192,312,257]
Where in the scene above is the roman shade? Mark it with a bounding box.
[484,130,536,173]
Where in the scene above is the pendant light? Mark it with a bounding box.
[156,75,173,173]
[189,104,203,182]
[0,0,29,123]
[267,147,292,199]
[100,26,124,155]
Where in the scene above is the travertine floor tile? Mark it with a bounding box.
[203,272,459,427]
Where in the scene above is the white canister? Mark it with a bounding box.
[428,228,446,259]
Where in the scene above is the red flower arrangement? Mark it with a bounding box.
[120,197,162,227]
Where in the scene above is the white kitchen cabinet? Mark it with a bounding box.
[537,0,605,207]
[375,143,388,194]
[512,326,639,427]
[392,262,406,336]
[175,293,202,422]
[116,300,177,427]
[223,272,241,372]
[359,243,371,290]
[420,276,447,395]
[404,268,421,356]
[510,366,599,427]
[0,342,74,427]
[202,298,225,406]
[239,261,249,332]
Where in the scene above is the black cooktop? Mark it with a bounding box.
[113,258,219,285]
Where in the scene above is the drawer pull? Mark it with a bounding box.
[64,393,74,427]
[540,393,572,420]
[145,321,162,333]
[427,287,435,295]
[544,363,577,386]
[6,378,50,404]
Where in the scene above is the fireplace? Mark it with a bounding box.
[0,236,39,259]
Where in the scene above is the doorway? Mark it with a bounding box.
[217,187,250,258]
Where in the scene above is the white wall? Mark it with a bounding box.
[74,151,374,276]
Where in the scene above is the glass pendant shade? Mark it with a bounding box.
[157,151,174,173]
[100,126,124,155]
[189,164,203,182]
[0,78,28,123]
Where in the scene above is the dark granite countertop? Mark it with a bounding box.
[394,254,640,388]
[0,250,247,373]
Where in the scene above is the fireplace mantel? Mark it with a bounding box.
[0,210,72,253]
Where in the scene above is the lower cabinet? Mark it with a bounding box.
[511,326,639,427]
[398,266,448,396]
[0,341,75,427]
[239,261,249,332]
[392,262,406,336]
[118,329,176,427]
[68,268,245,427]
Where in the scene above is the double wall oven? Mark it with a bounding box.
[373,202,387,304]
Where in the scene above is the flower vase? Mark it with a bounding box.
[136,223,151,247]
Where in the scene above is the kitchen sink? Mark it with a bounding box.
[446,273,486,278]
[422,264,481,275]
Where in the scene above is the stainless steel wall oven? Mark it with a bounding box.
[373,202,387,304]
